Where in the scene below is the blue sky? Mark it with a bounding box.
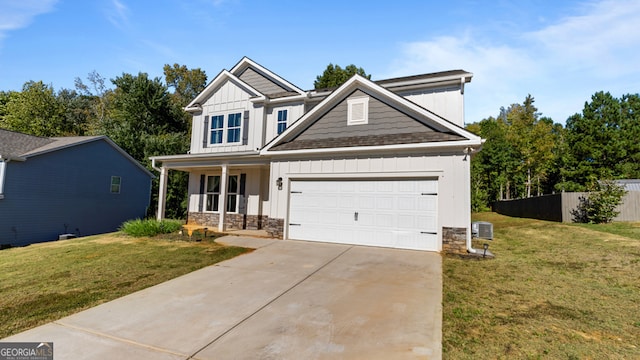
[0,0,639,125]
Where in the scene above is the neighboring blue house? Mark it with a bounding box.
[0,129,153,247]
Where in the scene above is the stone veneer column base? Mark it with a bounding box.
[187,212,272,232]
[442,227,467,254]
[265,218,284,239]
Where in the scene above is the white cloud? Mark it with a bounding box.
[106,0,130,29]
[0,0,57,40]
[387,0,640,124]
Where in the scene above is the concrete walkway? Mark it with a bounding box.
[3,236,442,359]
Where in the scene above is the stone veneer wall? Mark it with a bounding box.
[265,218,284,239]
[442,227,467,254]
[187,212,270,232]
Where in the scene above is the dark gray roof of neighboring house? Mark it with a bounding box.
[0,129,55,159]
[0,129,154,177]
[269,132,466,151]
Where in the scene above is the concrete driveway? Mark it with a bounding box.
[3,236,442,359]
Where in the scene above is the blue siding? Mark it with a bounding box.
[0,140,152,246]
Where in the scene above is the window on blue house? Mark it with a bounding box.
[110,176,121,194]
[277,109,288,134]
[210,115,224,144]
[227,113,242,143]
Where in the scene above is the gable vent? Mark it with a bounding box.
[347,97,369,125]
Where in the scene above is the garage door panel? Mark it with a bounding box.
[288,179,439,251]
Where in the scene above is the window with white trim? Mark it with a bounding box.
[227,113,242,143]
[277,109,288,134]
[205,175,239,213]
[210,115,224,144]
[347,97,369,125]
[226,175,239,212]
[205,175,220,211]
[110,176,121,194]
[208,112,242,145]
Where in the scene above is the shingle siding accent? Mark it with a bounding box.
[295,90,433,141]
[270,131,465,151]
[238,67,288,96]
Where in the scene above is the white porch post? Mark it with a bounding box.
[157,166,168,220]
[218,164,228,231]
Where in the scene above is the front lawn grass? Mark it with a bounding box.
[0,232,249,338]
[443,213,640,359]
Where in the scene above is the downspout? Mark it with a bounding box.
[463,147,478,254]
[0,158,8,199]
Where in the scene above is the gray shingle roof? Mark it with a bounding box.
[0,129,55,159]
[270,132,465,151]
[0,129,102,160]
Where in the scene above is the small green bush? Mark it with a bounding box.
[120,219,183,237]
[572,180,627,224]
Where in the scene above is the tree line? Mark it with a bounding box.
[0,64,208,219]
[468,92,640,211]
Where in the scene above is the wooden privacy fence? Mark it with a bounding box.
[493,192,640,222]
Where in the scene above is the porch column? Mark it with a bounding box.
[157,166,168,220]
[218,164,228,231]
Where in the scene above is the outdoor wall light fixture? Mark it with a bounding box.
[276,177,283,190]
[483,243,489,258]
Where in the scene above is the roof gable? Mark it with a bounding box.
[185,70,265,112]
[262,75,482,154]
[230,57,305,96]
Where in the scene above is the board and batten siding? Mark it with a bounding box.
[268,151,471,241]
[190,80,265,154]
[397,86,464,126]
[0,140,151,246]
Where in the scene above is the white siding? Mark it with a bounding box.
[398,86,464,126]
[269,152,471,246]
[190,81,264,154]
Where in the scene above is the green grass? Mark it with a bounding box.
[0,232,249,338]
[119,218,184,237]
[443,213,640,359]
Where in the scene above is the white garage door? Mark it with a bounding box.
[288,179,438,251]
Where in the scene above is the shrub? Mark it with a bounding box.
[572,180,627,224]
[120,219,183,237]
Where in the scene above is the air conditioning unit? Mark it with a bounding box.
[472,221,493,240]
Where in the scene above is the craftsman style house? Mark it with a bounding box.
[151,57,483,252]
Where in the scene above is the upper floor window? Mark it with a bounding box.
[347,97,369,125]
[277,109,288,134]
[208,112,242,146]
[227,113,242,143]
[210,115,224,144]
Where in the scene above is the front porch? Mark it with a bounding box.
[151,152,278,235]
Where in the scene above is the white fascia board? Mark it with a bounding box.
[261,139,484,157]
[185,70,265,111]
[250,94,308,104]
[231,57,306,95]
[380,73,473,90]
[150,151,261,163]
